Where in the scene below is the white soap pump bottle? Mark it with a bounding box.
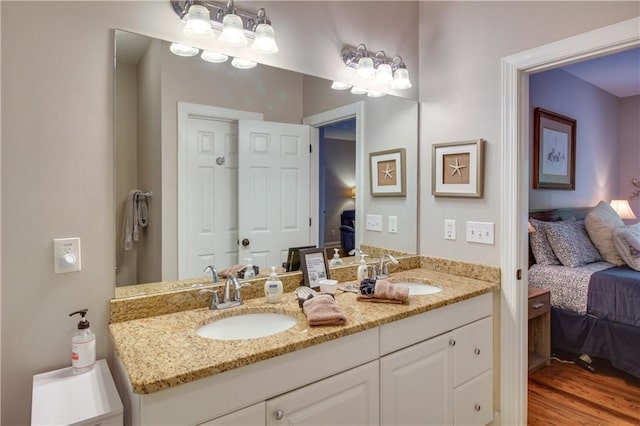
[329,248,344,267]
[69,309,96,374]
[243,257,255,279]
[264,266,283,303]
[356,253,369,282]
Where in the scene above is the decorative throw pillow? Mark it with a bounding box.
[544,220,602,267]
[613,224,640,271]
[585,201,625,265]
[529,218,560,265]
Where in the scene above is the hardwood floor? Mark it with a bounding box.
[528,358,640,425]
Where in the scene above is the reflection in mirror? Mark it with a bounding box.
[114,30,418,293]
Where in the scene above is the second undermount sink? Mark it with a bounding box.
[197,313,298,341]
[393,282,442,295]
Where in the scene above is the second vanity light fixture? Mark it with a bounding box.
[170,0,278,69]
[333,44,412,97]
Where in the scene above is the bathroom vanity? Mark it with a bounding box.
[110,265,499,425]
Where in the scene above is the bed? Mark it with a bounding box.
[528,205,640,378]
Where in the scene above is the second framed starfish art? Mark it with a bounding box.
[432,139,485,198]
[369,148,406,197]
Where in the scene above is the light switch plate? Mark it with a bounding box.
[388,216,398,233]
[466,221,495,244]
[444,219,456,240]
[366,214,383,232]
[53,237,82,273]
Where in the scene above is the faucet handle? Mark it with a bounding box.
[198,288,220,309]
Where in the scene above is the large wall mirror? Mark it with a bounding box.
[114,30,419,292]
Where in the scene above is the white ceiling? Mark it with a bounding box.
[560,47,640,98]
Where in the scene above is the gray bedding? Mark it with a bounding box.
[588,266,640,327]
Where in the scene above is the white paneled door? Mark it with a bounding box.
[238,120,311,270]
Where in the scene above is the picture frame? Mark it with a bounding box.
[533,107,576,190]
[299,247,331,290]
[369,148,406,197]
[432,139,485,198]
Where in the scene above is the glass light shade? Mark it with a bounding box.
[350,86,368,95]
[376,63,393,84]
[610,199,637,219]
[201,50,229,63]
[231,57,257,69]
[356,57,376,80]
[219,14,248,46]
[252,23,279,54]
[169,43,199,57]
[391,68,412,89]
[367,90,386,98]
[184,5,214,39]
[331,81,352,90]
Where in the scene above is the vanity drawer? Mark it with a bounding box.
[453,370,493,426]
[452,316,492,387]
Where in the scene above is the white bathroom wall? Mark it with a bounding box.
[619,95,640,216]
[529,68,621,210]
[418,1,640,267]
[0,2,419,424]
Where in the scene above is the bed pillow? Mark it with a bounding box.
[613,224,640,271]
[529,218,560,265]
[544,220,602,267]
[585,201,625,265]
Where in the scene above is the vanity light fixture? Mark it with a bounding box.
[201,50,229,63]
[231,57,257,69]
[336,44,412,94]
[170,42,200,57]
[171,0,278,54]
[350,86,368,95]
[330,81,352,90]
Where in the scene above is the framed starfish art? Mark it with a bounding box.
[369,148,406,197]
[432,139,485,198]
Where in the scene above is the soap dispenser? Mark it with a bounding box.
[356,253,369,282]
[243,258,255,279]
[329,248,344,267]
[69,309,96,374]
[264,266,283,303]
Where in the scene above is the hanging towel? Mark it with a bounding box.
[121,190,149,251]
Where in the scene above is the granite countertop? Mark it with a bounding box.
[110,267,499,395]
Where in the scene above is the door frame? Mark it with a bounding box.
[500,17,640,425]
[303,102,365,250]
[176,102,262,278]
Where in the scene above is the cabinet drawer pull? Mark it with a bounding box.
[532,302,545,309]
[449,339,456,347]
[275,410,285,420]
[474,347,481,355]
[475,404,481,412]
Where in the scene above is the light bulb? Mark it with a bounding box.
[252,23,279,54]
[231,57,257,69]
[183,5,214,39]
[376,63,393,84]
[391,68,412,90]
[169,43,199,57]
[219,13,248,46]
[350,86,368,95]
[201,50,229,63]
[331,81,352,90]
[356,57,376,80]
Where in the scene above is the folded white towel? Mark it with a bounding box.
[121,190,149,251]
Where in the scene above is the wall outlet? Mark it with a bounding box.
[388,216,398,233]
[53,237,82,273]
[444,219,456,240]
[466,221,495,244]
[366,214,383,232]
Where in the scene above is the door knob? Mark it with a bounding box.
[241,238,250,247]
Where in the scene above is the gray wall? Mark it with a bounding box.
[619,95,640,215]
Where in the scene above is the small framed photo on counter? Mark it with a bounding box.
[299,248,330,290]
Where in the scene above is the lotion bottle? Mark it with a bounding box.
[356,253,369,282]
[69,309,96,374]
[329,248,344,267]
[264,266,283,303]
[243,258,255,279]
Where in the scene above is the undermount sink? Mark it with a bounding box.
[393,282,442,295]
[196,313,298,340]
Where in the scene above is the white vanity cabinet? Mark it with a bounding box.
[115,293,493,426]
[379,294,493,426]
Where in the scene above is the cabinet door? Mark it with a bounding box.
[452,316,492,387]
[199,402,265,426]
[453,370,493,426]
[380,333,452,426]
[266,361,379,426]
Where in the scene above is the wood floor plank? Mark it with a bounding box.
[528,359,640,425]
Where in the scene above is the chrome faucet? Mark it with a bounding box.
[204,265,218,284]
[223,274,243,305]
[375,253,399,279]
